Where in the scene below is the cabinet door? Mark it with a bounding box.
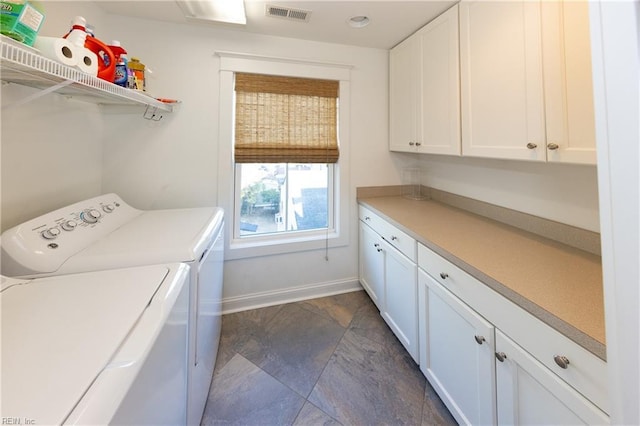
[541,0,597,164]
[495,330,609,425]
[460,0,546,161]
[390,34,421,152]
[418,4,461,155]
[381,239,418,362]
[419,269,496,425]
[358,220,385,310]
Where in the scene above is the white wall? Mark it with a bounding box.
[397,153,600,232]
[0,2,107,231]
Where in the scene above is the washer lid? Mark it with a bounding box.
[0,265,170,425]
[59,207,223,273]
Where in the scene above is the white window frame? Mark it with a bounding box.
[216,52,351,260]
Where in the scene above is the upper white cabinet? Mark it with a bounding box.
[541,1,597,164]
[459,1,546,161]
[390,4,460,155]
[459,0,596,164]
[389,32,421,152]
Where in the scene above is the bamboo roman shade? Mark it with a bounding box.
[234,73,339,163]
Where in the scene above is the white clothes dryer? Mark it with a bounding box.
[1,194,224,425]
[1,263,189,425]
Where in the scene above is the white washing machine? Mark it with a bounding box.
[1,194,224,425]
[1,263,190,425]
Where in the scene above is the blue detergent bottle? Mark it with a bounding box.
[109,40,129,87]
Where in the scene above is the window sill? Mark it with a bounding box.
[226,229,346,260]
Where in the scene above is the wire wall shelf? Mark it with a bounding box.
[0,36,177,117]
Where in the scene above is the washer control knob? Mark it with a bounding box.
[81,209,102,224]
[41,227,61,240]
[102,204,115,213]
[61,220,77,231]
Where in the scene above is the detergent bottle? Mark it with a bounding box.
[64,15,88,48]
[127,57,146,91]
[109,40,129,87]
[63,16,115,82]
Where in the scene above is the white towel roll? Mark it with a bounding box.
[73,46,98,76]
[33,36,77,67]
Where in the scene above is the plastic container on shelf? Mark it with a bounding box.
[0,0,45,46]
[127,57,146,91]
[108,40,129,87]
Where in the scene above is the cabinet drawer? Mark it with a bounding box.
[417,243,609,414]
[359,205,416,261]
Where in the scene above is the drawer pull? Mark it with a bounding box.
[440,272,449,280]
[391,236,398,241]
[474,335,486,345]
[365,216,371,221]
[495,352,507,362]
[554,355,570,369]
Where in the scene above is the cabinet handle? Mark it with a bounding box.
[373,243,379,248]
[547,143,559,151]
[377,248,383,253]
[495,352,507,362]
[409,141,415,146]
[365,216,371,221]
[415,142,422,146]
[526,142,538,149]
[553,355,570,369]
[440,272,449,280]
[474,335,486,345]
[391,236,398,241]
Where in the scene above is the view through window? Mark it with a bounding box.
[238,163,331,236]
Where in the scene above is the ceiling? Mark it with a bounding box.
[94,1,457,49]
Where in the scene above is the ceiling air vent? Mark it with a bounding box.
[265,4,312,22]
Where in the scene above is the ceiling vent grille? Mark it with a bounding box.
[265,4,312,22]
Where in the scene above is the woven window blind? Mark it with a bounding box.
[234,73,339,163]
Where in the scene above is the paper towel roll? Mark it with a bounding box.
[33,36,77,67]
[73,46,98,76]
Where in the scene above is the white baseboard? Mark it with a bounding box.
[222,277,363,314]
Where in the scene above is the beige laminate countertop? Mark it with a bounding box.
[359,196,605,360]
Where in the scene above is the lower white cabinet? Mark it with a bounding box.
[418,269,497,425]
[418,242,609,425]
[496,330,609,425]
[381,238,418,361]
[358,206,418,362]
[358,205,609,425]
[358,220,385,309]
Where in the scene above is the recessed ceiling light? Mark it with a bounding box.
[348,15,370,29]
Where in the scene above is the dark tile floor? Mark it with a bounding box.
[202,290,457,426]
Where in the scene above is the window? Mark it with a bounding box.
[233,73,339,240]
[216,52,351,259]
[237,163,333,237]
